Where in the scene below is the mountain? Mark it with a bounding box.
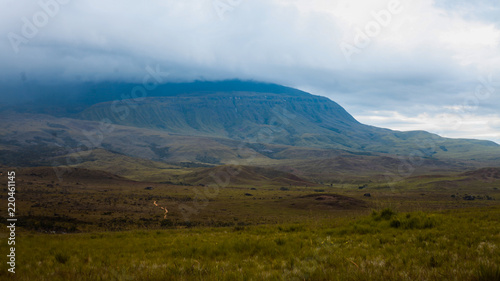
[77,81,500,161]
[6,80,310,115]
[1,80,499,181]
[79,90,360,148]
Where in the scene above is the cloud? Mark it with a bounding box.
[0,0,499,142]
[357,111,500,144]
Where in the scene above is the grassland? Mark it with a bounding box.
[0,207,499,280]
[0,166,499,280]
[2,82,500,280]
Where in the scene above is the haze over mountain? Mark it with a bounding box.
[2,1,500,144]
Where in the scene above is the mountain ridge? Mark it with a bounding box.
[1,80,499,180]
[75,81,499,160]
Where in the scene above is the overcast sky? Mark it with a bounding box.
[1,0,500,143]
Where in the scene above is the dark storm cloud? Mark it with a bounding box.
[1,0,499,142]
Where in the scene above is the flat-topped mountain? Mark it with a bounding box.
[76,81,499,161]
[1,80,499,176]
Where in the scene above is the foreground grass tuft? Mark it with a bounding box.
[473,263,500,281]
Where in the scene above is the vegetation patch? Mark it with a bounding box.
[1,207,498,281]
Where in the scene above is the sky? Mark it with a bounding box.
[1,0,500,143]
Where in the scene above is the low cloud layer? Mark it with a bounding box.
[1,0,499,143]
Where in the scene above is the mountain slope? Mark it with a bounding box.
[77,82,500,161]
[1,80,499,181]
[79,91,360,148]
[181,165,315,187]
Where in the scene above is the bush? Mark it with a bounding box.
[160,219,174,227]
[389,212,438,230]
[233,225,245,231]
[390,219,401,228]
[380,208,396,220]
[372,208,396,221]
[278,225,304,232]
[54,252,69,264]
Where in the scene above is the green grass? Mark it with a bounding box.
[1,207,499,280]
[5,165,499,234]
[1,166,499,280]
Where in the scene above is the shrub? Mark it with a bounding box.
[390,219,401,228]
[278,225,304,232]
[380,208,396,220]
[161,219,174,227]
[233,226,245,232]
[54,252,69,264]
[372,208,396,221]
[389,212,439,230]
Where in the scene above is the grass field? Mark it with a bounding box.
[0,167,499,280]
[0,207,499,280]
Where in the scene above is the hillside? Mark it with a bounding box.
[78,91,360,149]
[1,80,499,181]
[77,81,500,161]
[181,165,315,187]
[14,166,129,183]
[53,149,196,182]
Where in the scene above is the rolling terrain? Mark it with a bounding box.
[1,80,499,184]
[1,80,500,280]
[1,165,498,233]
[1,163,499,280]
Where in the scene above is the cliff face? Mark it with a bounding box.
[79,91,364,149]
